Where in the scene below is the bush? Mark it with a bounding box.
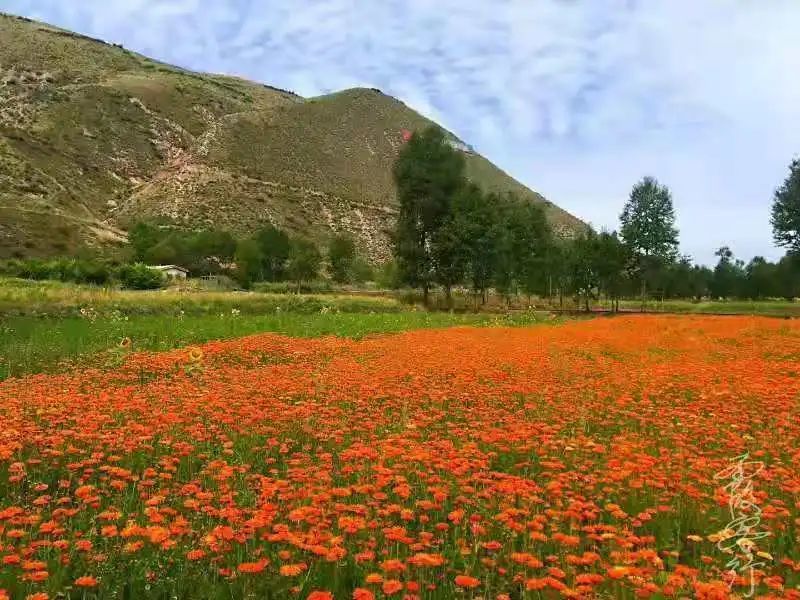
[376,260,402,289]
[115,263,164,290]
[0,258,112,285]
[351,258,375,284]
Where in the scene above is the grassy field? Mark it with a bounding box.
[0,278,554,380]
[4,276,800,380]
[616,298,800,316]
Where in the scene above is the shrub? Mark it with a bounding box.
[115,263,164,290]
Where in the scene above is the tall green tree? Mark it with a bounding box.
[620,176,679,305]
[393,126,466,305]
[287,238,321,290]
[494,193,552,301]
[569,230,601,312]
[744,256,777,300]
[254,225,291,282]
[771,158,800,253]
[328,234,357,284]
[234,238,263,288]
[128,222,164,262]
[430,217,467,308]
[710,246,745,299]
[592,231,629,312]
[449,184,500,304]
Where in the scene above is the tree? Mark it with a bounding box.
[592,231,629,312]
[254,225,291,282]
[393,126,466,306]
[710,246,745,299]
[328,234,357,284]
[569,230,600,312]
[771,158,800,253]
[775,254,800,300]
[450,184,500,305]
[430,217,466,308]
[744,256,777,300]
[620,177,679,305]
[494,193,552,302]
[234,238,263,289]
[128,222,164,262]
[287,239,321,290]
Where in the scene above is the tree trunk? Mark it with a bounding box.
[423,284,429,309]
[641,277,647,312]
[445,285,452,311]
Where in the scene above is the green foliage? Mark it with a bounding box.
[288,239,322,286]
[376,260,402,289]
[771,158,800,253]
[620,176,679,303]
[710,247,746,299]
[620,176,679,261]
[128,222,237,274]
[254,225,291,282]
[0,258,113,286]
[350,257,375,284]
[393,126,467,299]
[493,193,553,298]
[115,263,164,290]
[592,231,630,306]
[328,234,357,283]
[234,238,263,289]
[450,184,500,298]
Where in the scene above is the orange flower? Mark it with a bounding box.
[280,563,307,577]
[382,580,403,595]
[237,559,268,574]
[353,589,374,600]
[454,575,480,588]
[74,576,98,588]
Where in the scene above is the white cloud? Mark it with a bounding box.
[3,0,800,263]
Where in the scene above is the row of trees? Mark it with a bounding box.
[129,222,373,288]
[393,126,800,307]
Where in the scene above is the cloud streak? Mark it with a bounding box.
[4,0,800,263]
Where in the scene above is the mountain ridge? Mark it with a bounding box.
[0,11,584,261]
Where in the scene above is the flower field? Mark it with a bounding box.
[1,315,799,599]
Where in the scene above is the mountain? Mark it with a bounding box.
[0,12,585,262]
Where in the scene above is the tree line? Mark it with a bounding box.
[392,126,800,308]
[129,222,374,289]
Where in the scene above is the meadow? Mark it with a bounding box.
[0,278,552,380]
[0,315,798,599]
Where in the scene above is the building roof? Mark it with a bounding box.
[147,265,189,273]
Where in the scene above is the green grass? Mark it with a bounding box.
[614,298,800,316]
[0,292,553,380]
[0,277,402,317]
[0,277,570,380]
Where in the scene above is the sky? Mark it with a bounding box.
[4,1,800,265]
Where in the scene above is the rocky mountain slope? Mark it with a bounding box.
[0,12,584,261]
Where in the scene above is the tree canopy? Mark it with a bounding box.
[771,158,800,253]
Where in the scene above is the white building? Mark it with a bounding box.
[148,265,189,279]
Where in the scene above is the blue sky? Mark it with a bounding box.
[5,1,800,264]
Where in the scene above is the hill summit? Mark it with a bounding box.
[0,12,584,261]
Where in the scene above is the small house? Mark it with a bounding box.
[148,265,189,279]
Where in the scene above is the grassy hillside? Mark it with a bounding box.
[0,12,584,261]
